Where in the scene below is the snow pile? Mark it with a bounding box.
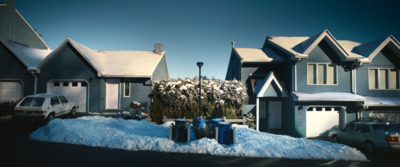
[30,116,367,161]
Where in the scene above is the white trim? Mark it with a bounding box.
[256,72,288,98]
[123,80,131,97]
[294,63,298,92]
[368,36,400,61]
[256,98,260,131]
[303,30,349,57]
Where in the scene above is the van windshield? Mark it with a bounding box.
[19,97,45,107]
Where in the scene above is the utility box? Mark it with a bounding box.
[169,119,190,142]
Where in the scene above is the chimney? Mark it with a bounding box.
[231,41,235,48]
[154,43,164,54]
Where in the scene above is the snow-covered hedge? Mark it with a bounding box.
[150,78,248,123]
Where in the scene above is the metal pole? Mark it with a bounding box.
[199,66,202,117]
[197,62,204,117]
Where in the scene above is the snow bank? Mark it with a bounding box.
[30,116,367,161]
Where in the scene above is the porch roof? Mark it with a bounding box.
[292,92,365,102]
[364,96,400,107]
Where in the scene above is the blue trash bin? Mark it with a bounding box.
[209,118,224,139]
[216,122,234,145]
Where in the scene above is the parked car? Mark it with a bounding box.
[14,94,77,122]
[329,122,400,154]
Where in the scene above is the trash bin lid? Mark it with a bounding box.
[211,118,224,122]
[217,121,231,126]
[175,119,187,123]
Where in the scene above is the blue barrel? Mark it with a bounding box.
[209,118,224,138]
[217,122,233,145]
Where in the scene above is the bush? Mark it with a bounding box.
[150,78,248,123]
[243,112,256,130]
[0,101,17,117]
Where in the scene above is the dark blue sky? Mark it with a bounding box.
[15,0,400,80]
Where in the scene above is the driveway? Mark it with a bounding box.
[0,116,399,167]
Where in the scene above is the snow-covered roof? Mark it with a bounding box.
[39,38,166,78]
[267,30,366,61]
[292,92,365,102]
[0,39,51,70]
[364,96,400,107]
[233,48,283,63]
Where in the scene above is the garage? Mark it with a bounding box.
[306,106,339,138]
[0,81,22,103]
[47,80,88,113]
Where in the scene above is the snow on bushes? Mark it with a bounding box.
[150,78,248,123]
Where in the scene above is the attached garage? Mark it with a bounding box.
[0,81,22,102]
[306,106,340,138]
[47,80,88,113]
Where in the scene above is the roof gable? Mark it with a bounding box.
[254,72,288,98]
[358,36,400,61]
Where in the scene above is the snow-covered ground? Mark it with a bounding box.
[30,116,367,161]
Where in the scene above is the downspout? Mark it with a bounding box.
[256,98,260,131]
[293,58,301,92]
[30,71,37,94]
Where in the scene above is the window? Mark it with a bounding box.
[124,80,130,97]
[307,63,337,85]
[72,82,78,87]
[81,82,87,87]
[54,82,60,87]
[344,124,356,132]
[63,82,69,87]
[59,96,68,103]
[51,97,60,105]
[369,68,399,90]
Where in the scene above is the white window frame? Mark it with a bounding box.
[307,63,338,85]
[368,68,400,90]
[306,106,341,112]
[123,80,131,97]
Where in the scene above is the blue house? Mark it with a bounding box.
[36,39,169,113]
[226,30,400,137]
[0,0,51,103]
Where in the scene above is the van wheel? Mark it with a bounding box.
[70,107,77,118]
[46,113,55,123]
[365,141,375,155]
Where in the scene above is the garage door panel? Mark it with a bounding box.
[47,81,87,113]
[306,107,339,138]
[0,81,22,103]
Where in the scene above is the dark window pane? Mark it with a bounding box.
[72,82,78,87]
[63,82,69,87]
[54,82,60,87]
[81,82,87,87]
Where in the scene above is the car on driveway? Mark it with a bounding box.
[14,93,77,122]
[329,122,400,154]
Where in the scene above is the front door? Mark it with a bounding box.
[268,101,282,129]
[106,79,119,110]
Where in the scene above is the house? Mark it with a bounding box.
[0,0,51,103]
[0,0,170,113]
[226,30,400,137]
[36,39,169,113]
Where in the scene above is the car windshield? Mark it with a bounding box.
[19,97,45,107]
[372,124,400,133]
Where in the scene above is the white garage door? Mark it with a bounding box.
[306,107,339,138]
[0,81,22,102]
[47,81,87,113]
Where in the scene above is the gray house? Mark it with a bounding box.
[0,0,51,103]
[226,30,400,137]
[36,39,169,113]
